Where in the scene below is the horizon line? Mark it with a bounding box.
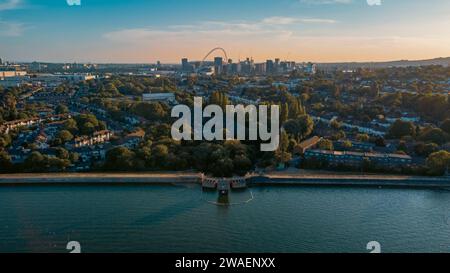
[5,56,450,66]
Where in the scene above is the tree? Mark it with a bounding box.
[55,147,70,160]
[419,128,448,145]
[370,82,380,98]
[75,114,99,128]
[298,98,306,116]
[333,85,341,98]
[132,102,167,121]
[48,157,71,171]
[341,140,353,149]
[136,146,152,166]
[0,134,12,149]
[233,155,252,176]
[415,142,439,157]
[69,152,80,163]
[274,148,292,167]
[100,82,121,97]
[288,98,304,119]
[104,147,136,171]
[275,131,292,165]
[331,130,346,141]
[4,92,17,111]
[280,103,289,125]
[356,134,370,142]
[283,115,314,142]
[426,150,450,175]
[74,114,102,135]
[441,119,450,134]
[318,139,334,151]
[63,119,78,134]
[330,120,342,130]
[210,157,234,177]
[55,104,69,115]
[151,144,169,167]
[0,150,12,172]
[24,151,45,172]
[193,143,213,171]
[56,130,74,144]
[80,122,96,135]
[388,120,416,139]
[224,140,247,158]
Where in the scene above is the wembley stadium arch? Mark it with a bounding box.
[199,47,229,68]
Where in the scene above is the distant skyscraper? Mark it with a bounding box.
[255,63,266,75]
[240,58,252,74]
[226,59,233,74]
[181,58,189,71]
[231,63,241,74]
[304,62,317,74]
[266,60,274,74]
[274,58,280,74]
[214,57,223,75]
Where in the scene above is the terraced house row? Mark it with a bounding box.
[304,149,413,168]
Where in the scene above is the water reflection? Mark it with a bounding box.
[217,194,230,205]
[202,188,254,206]
[2,185,450,252]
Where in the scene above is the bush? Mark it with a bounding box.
[426,150,450,176]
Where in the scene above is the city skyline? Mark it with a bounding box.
[1,0,450,63]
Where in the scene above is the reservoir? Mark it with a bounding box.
[1,184,450,253]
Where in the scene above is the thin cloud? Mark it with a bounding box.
[263,16,337,25]
[0,0,22,11]
[101,16,339,62]
[299,0,352,4]
[0,20,26,36]
[299,0,382,5]
[104,16,338,42]
[0,0,28,36]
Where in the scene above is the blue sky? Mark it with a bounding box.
[1,0,450,63]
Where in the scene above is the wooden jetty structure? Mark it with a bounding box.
[201,174,249,194]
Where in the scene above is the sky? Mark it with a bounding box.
[1,0,450,63]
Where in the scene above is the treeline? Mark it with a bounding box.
[0,86,36,122]
[377,92,450,123]
[90,76,178,97]
[101,139,256,177]
[96,88,316,177]
[0,148,79,173]
[388,119,450,140]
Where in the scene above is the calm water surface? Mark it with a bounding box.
[1,184,450,253]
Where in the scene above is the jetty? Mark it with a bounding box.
[201,174,248,193]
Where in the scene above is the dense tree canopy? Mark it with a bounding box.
[388,120,416,139]
[427,150,450,175]
[104,147,137,171]
[132,102,168,122]
[284,115,314,142]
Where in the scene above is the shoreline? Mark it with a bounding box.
[0,172,449,188]
[0,172,201,185]
[253,173,450,188]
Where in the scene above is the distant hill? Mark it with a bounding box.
[317,57,450,70]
